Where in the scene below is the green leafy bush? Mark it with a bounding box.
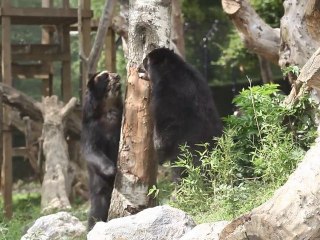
[168,83,317,222]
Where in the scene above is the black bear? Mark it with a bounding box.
[142,48,223,180]
[81,71,123,230]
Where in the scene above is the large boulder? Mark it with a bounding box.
[21,211,86,240]
[88,205,196,240]
[180,221,230,240]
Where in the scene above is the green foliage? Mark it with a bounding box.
[0,192,88,240]
[0,193,41,240]
[214,30,258,76]
[250,0,284,27]
[211,1,284,84]
[282,65,301,77]
[148,185,160,199]
[182,0,241,84]
[166,83,317,222]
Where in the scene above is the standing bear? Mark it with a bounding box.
[142,48,223,180]
[81,71,123,230]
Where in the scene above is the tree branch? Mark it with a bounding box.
[284,47,320,105]
[60,97,78,119]
[88,0,117,74]
[221,0,280,64]
[78,0,88,63]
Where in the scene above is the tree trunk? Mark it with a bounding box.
[279,0,320,68]
[171,0,185,58]
[40,96,77,212]
[108,0,171,220]
[258,55,273,84]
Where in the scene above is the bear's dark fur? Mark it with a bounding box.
[143,48,223,178]
[81,71,122,230]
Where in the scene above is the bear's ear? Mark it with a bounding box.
[87,72,100,90]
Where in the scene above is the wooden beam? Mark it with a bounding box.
[105,28,116,72]
[42,74,53,96]
[41,0,54,97]
[79,0,91,104]
[1,15,13,219]
[60,25,72,102]
[12,147,28,157]
[0,0,10,195]
[0,7,92,25]
[1,0,10,8]
[63,0,70,9]
[70,19,99,31]
[0,63,51,79]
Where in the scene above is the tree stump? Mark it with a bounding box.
[40,96,77,212]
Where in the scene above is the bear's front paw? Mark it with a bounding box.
[101,165,116,178]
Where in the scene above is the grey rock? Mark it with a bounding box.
[87,205,196,240]
[180,221,230,240]
[21,211,86,240]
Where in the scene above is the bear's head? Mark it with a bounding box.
[87,71,121,100]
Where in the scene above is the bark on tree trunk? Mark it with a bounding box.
[40,96,77,212]
[171,0,185,59]
[279,0,320,68]
[108,0,171,220]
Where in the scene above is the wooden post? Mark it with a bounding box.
[79,0,91,104]
[1,0,13,219]
[105,28,116,72]
[60,24,72,102]
[62,0,70,8]
[41,0,54,97]
[171,0,185,58]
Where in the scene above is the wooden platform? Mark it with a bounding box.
[0,7,92,25]
[0,44,70,61]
